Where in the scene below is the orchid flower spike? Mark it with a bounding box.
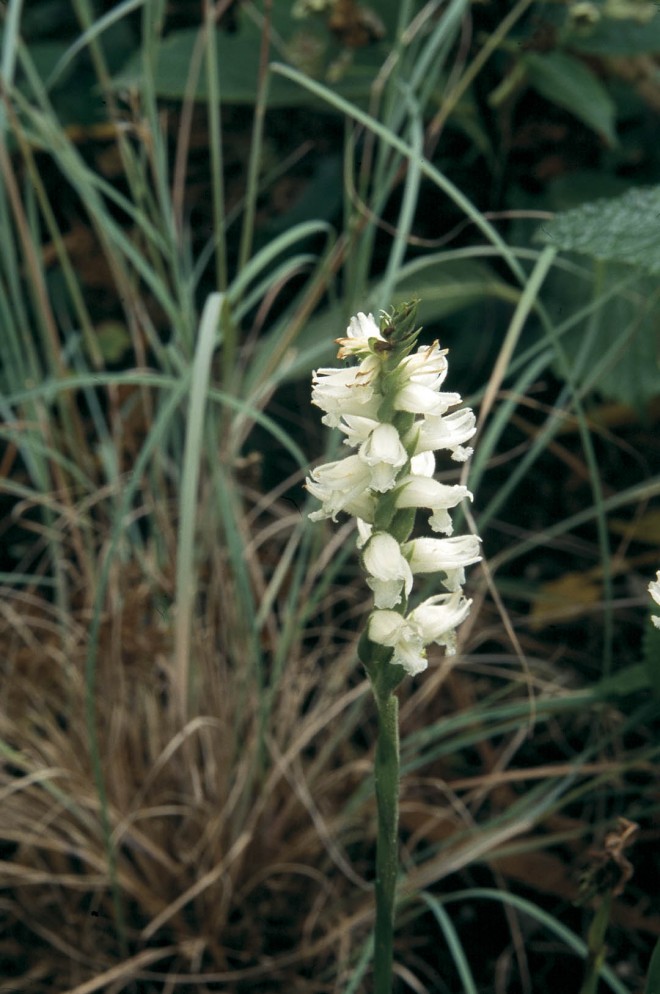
[306,301,480,680]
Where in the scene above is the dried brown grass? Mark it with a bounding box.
[0,483,381,993]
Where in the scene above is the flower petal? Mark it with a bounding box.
[306,454,372,521]
[358,423,408,492]
[369,611,427,675]
[395,476,472,534]
[410,408,477,462]
[336,312,385,357]
[369,609,406,647]
[403,535,481,590]
[312,356,381,426]
[649,571,660,628]
[409,591,472,655]
[338,414,380,447]
[363,532,413,608]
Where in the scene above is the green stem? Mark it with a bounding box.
[373,691,400,994]
[579,892,613,994]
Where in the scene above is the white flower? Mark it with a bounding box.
[336,312,385,358]
[394,382,455,416]
[410,450,435,477]
[409,408,477,463]
[395,345,466,413]
[338,417,409,492]
[398,344,448,388]
[369,591,473,674]
[363,532,413,608]
[358,423,408,492]
[338,418,409,491]
[338,413,379,447]
[306,455,372,521]
[403,534,482,591]
[369,610,427,675]
[356,517,373,548]
[391,346,455,416]
[394,475,472,534]
[312,356,381,427]
[649,571,660,629]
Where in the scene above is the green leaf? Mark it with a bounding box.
[645,938,660,994]
[537,185,660,273]
[112,21,389,108]
[592,663,650,700]
[539,256,660,408]
[563,4,660,56]
[522,51,617,145]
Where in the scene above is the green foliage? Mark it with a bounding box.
[646,938,660,994]
[534,186,660,406]
[522,50,617,145]
[560,0,660,56]
[538,185,660,273]
[112,6,392,108]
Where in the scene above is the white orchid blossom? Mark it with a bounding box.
[336,416,411,490]
[335,311,387,357]
[394,475,472,535]
[369,591,473,675]
[338,413,379,447]
[306,455,373,521]
[306,304,479,678]
[358,423,409,492]
[363,532,414,608]
[403,535,482,591]
[311,355,381,427]
[397,343,448,383]
[409,408,477,462]
[649,571,660,629]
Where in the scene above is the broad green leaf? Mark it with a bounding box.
[522,51,617,145]
[112,22,389,108]
[537,185,660,273]
[544,259,660,407]
[534,183,660,406]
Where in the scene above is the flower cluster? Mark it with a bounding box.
[650,572,660,629]
[306,306,480,677]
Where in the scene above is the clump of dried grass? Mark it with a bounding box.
[0,482,379,994]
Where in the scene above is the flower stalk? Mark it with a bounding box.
[373,691,399,994]
[307,302,480,990]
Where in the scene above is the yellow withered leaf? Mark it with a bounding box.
[609,510,660,545]
[529,572,601,631]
